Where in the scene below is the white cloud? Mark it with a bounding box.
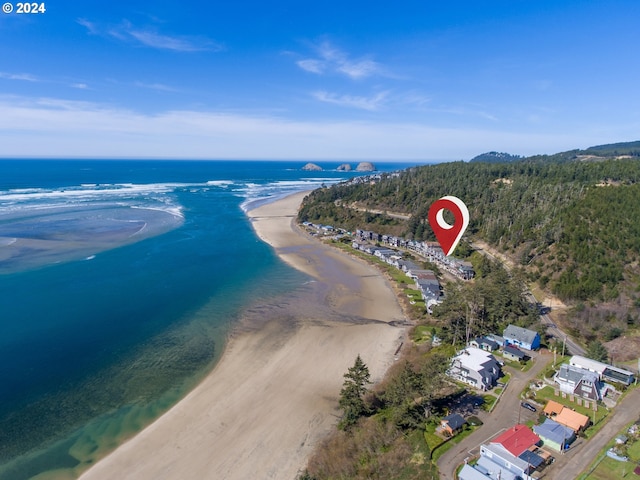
[0,72,39,82]
[296,59,325,74]
[134,82,180,92]
[297,41,383,80]
[313,91,389,111]
[0,95,620,160]
[77,18,223,52]
[336,59,379,80]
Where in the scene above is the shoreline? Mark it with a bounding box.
[78,190,406,480]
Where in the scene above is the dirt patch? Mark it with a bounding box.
[605,335,640,363]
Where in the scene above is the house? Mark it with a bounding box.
[459,426,542,480]
[470,336,500,352]
[448,347,502,391]
[544,401,590,432]
[570,355,635,386]
[478,443,536,479]
[487,334,505,347]
[533,419,575,452]
[503,325,541,351]
[491,424,540,457]
[543,400,564,417]
[554,407,590,433]
[440,413,466,436]
[503,345,527,362]
[457,261,475,280]
[554,364,601,401]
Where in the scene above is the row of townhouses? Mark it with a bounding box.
[350,241,444,312]
[355,229,475,280]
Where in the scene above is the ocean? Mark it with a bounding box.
[0,159,419,479]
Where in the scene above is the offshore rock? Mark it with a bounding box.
[301,162,323,171]
[355,162,376,172]
[336,163,352,171]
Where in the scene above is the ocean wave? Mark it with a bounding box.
[236,178,341,212]
[206,180,234,188]
[0,182,188,218]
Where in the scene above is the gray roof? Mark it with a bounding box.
[533,419,574,446]
[503,324,539,345]
[504,345,526,359]
[557,364,599,385]
[443,413,466,430]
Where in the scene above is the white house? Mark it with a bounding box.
[448,347,502,391]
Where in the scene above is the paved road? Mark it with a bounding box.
[436,350,553,480]
[555,387,640,479]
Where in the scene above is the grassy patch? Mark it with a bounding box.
[413,325,434,344]
[533,386,608,429]
[481,394,498,412]
[580,422,640,479]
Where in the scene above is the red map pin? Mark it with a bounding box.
[428,196,469,256]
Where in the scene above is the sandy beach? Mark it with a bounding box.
[79,191,406,480]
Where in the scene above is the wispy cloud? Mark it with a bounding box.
[0,72,39,82]
[297,41,384,80]
[313,90,389,111]
[0,94,595,160]
[77,18,223,52]
[134,81,180,92]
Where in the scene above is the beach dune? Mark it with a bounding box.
[79,191,405,480]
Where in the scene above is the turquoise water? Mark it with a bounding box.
[0,160,417,479]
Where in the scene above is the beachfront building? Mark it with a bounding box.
[503,324,541,351]
[354,228,475,281]
[448,347,502,391]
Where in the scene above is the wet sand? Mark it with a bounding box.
[79,191,406,480]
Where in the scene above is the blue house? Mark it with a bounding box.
[533,419,575,452]
[503,325,541,351]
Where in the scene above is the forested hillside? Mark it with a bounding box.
[298,143,640,345]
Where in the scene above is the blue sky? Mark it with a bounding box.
[1,1,639,160]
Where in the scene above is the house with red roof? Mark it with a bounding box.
[459,425,543,480]
[491,424,541,456]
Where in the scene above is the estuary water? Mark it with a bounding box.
[0,159,416,479]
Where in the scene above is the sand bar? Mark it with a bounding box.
[79,191,406,480]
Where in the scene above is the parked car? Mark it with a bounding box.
[521,401,537,412]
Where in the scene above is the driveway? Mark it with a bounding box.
[436,350,552,480]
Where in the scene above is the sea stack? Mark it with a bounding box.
[355,162,376,172]
[336,163,352,171]
[301,162,323,171]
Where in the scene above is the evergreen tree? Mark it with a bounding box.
[586,340,609,362]
[338,355,371,429]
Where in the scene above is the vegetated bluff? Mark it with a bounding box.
[298,141,640,344]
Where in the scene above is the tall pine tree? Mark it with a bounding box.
[338,355,371,430]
